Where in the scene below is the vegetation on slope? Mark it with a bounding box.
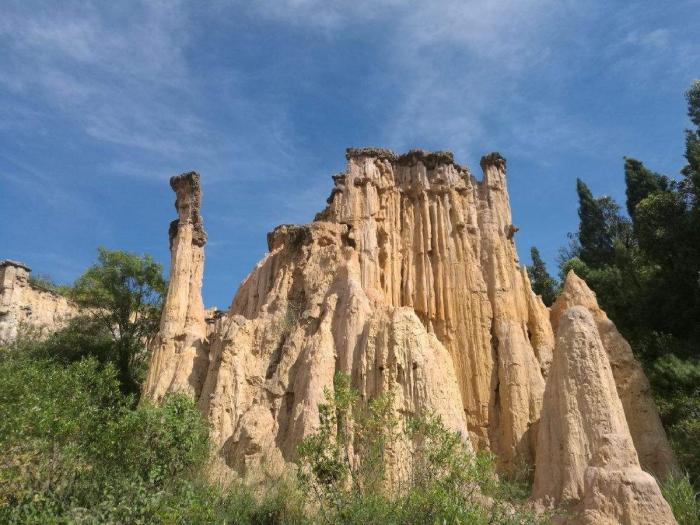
[0,335,553,524]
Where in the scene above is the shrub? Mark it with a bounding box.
[650,354,700,487]
[296,372,550,525]
[0,353,553,524]
[661,474,700,525]
[0,353,209,523]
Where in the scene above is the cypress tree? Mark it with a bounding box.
[528,247,557,306]
[576,178,613,266]
[683,81,700,206]
[624,158,666,218]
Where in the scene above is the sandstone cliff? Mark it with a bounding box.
[0,260,79,344]
[143,148,678,521]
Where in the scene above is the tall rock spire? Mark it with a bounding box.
[143,171,209,401]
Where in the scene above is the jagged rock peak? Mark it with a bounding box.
[480,151,506,171]
[345,146,468,171]
[169,171,207,248]
[142,146,676,525]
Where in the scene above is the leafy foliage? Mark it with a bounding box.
[660,474,700,525]
[0,342,557,524]
[27,273,72,297]
[296,372,551,525]
[71,247,167,393]
[0,348,208,524]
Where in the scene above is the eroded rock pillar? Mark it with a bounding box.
[143,171,209,401]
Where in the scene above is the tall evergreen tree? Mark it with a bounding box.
[527,247,557,306]
[624,158,668,218]
[576,178,614,266]
[682,80,700,203]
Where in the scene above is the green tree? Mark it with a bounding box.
[72,247,166,394]
[527,247,557,306]
[682,80,700,202]
[576,178,614,266]
[624,158,669,219]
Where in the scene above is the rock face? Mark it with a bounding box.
[0,260,79,344]
[143,148,677,520]
[532,306,676,524]
[550,271,677,479]
[314,149,552,467]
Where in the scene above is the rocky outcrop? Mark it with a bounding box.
[313,149,551,468]
[142,148,677,522]
[144,150,555,474]
[0,260,79,344]
[196,221,471,479]
[550,271,677,479]
[532,306,676,524]
[143,172,209,401]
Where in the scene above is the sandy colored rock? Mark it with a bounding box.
[314,149,550,468]
[550,271,678,479]
[532,306,676,524]
[194,221,471,478]
[144,149,556,474]
[143,172,209,401]
[0,260,79,344]
[142,146,676,523]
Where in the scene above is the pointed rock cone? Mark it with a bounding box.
[532,306,676,524]
[550,271,678,479]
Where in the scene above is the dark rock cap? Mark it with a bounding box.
[346,147,465,170]
[480,152,506,171]
[0,260,31,272]
[169,171,207,248]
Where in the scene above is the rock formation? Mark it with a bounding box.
[532,306,676,524]
[143,172,209,400]
[143,148,678,521]
[0,259,79,344]
[550,271,678,479]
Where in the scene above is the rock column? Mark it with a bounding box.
[143,172,209,401]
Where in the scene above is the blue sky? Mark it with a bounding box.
[1,1,698,308]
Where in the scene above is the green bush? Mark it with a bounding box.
[0,352,209,523]
[650,354,700,487]
[0,352,556,524]
[11,316,115,366]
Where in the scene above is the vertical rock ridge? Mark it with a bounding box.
[142,146,677,525]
